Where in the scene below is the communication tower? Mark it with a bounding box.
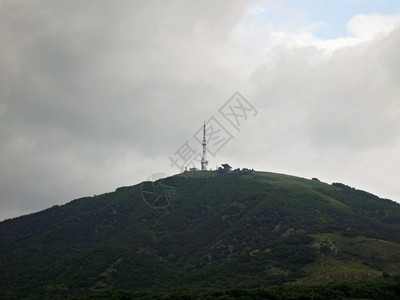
[201,122,208,170]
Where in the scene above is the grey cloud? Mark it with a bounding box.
[250,28,400,152]
[0,0,252,220]
[1,0,400,221]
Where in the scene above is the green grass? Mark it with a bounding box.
[298,233,400,284]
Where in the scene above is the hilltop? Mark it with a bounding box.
[1,170,400,299]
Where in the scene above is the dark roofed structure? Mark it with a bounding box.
[221,164,232,173]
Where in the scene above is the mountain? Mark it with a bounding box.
[1,170,400,299]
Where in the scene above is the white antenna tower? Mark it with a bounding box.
[201,122,208,170]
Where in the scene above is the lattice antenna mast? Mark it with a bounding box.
[201,122,208,170]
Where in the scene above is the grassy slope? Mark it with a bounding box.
[300,233,400,284]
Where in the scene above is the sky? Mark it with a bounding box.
[1,0,400,221]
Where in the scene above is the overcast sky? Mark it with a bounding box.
[1,0,400,221]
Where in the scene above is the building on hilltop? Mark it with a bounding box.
[219,163,232,173]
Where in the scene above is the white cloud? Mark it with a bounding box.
[347,12,400,39]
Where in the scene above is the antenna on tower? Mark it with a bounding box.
[201,121,208,170]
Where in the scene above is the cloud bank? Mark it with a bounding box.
[1,0,400,220]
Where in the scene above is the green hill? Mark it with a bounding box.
[1,170,400,299]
